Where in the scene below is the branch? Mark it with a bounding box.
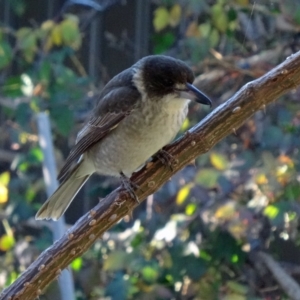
[257,252,300,300]
[2,50,300,300]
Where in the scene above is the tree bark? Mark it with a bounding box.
[2,50,300,300]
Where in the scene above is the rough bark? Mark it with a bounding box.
[2,50,300,300]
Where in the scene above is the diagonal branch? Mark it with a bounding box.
[2,50,300,300]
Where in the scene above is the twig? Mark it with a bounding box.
[258,252,300,300]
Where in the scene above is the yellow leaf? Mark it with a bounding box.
[186,21,200,38]
[104,251,130,271]
[0,184,8,203]
[0,234,15,251]
[51,24,63,46]
[210,152,228,170]
[278,154,294,168]
[169,4,181,27]
[226,281,248,295]
[235,0,249,5]
[180,118,190,131]
[255,173,268,185]
[176,184,192,205]
[0,172,10,186]
[41,20,55,31]
[215,202,236,220]
[153,7,170,32]
[264,205,279,219]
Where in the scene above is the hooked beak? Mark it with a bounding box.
[178,83,212,107]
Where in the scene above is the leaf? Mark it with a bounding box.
[103,251,131,271]
[255,173,268,185]
[199,23,211,38]
[153,32,175,54]
[169,4,181,27]
[215,202,236,220]
[0,172,10,186]
[176,184,192,205]
[234,0,249,5]
[210,152,228,170]
[0,235,15,251]
[209,28,220,47]
[0,41,12,69]
[226,280,248,295]
[28,147,44,163]
[71,257,83,272]
[211,4,228,33]
[264,205,279,219]
[153,7,170,32]
[185,203,197,215]
[196,168,220,188]
[142,265,159,283]
[17,28,37,62]
[0,184,8,203]
[185,21,201,38]
[51,108,74,136]
[51,24,63,46]
[41,20,55,31]
[61,16,81,49]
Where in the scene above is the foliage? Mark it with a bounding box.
[1,0,300,299]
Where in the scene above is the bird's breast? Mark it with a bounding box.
[90,96,189,177]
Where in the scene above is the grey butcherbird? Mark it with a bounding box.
[35,55,212,221]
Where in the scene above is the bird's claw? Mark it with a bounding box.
[120,172,140,203]
[156,149,178,171]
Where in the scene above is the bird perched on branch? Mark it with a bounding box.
[36,55,212,221]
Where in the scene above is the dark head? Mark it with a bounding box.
[134,55,211,106]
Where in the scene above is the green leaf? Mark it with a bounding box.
[185,203,197,215]
[153,7,170,32]
[153,32,175,54]
[0,235,15,251]
[104,251,131,271]
[196,168,220,188]
[212,4,229,33]
[15,103,32,128]
[142,265,159,283]
[71,257,83,272]
[61,16,81,49]
[0,41,12,69]
[28,147,44,163]
[51,108,74,136]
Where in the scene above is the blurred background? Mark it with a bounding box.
[1,0,300,299]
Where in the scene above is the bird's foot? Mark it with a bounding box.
[157,149,178,171]
[120,172,140,203]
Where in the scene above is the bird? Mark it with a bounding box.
[35,55,212,221]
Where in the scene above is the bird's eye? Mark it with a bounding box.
[164,79,174,86]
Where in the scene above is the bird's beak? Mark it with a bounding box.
[179,83,212,107]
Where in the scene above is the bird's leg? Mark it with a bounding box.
[120,172,140,203]
[156,148,178,171]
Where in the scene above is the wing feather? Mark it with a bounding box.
[57,70,141,181]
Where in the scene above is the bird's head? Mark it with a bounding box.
[133,55,212,107]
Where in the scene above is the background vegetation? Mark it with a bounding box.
[1,0,300,299]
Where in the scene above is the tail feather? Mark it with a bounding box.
[36,159,93,221]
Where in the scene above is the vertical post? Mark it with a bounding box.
[36,112,75,300]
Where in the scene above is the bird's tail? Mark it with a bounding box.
[35,158,93,221]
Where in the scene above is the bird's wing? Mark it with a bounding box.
[57,70,141,181]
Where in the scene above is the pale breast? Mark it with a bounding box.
[89,96,189,177]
